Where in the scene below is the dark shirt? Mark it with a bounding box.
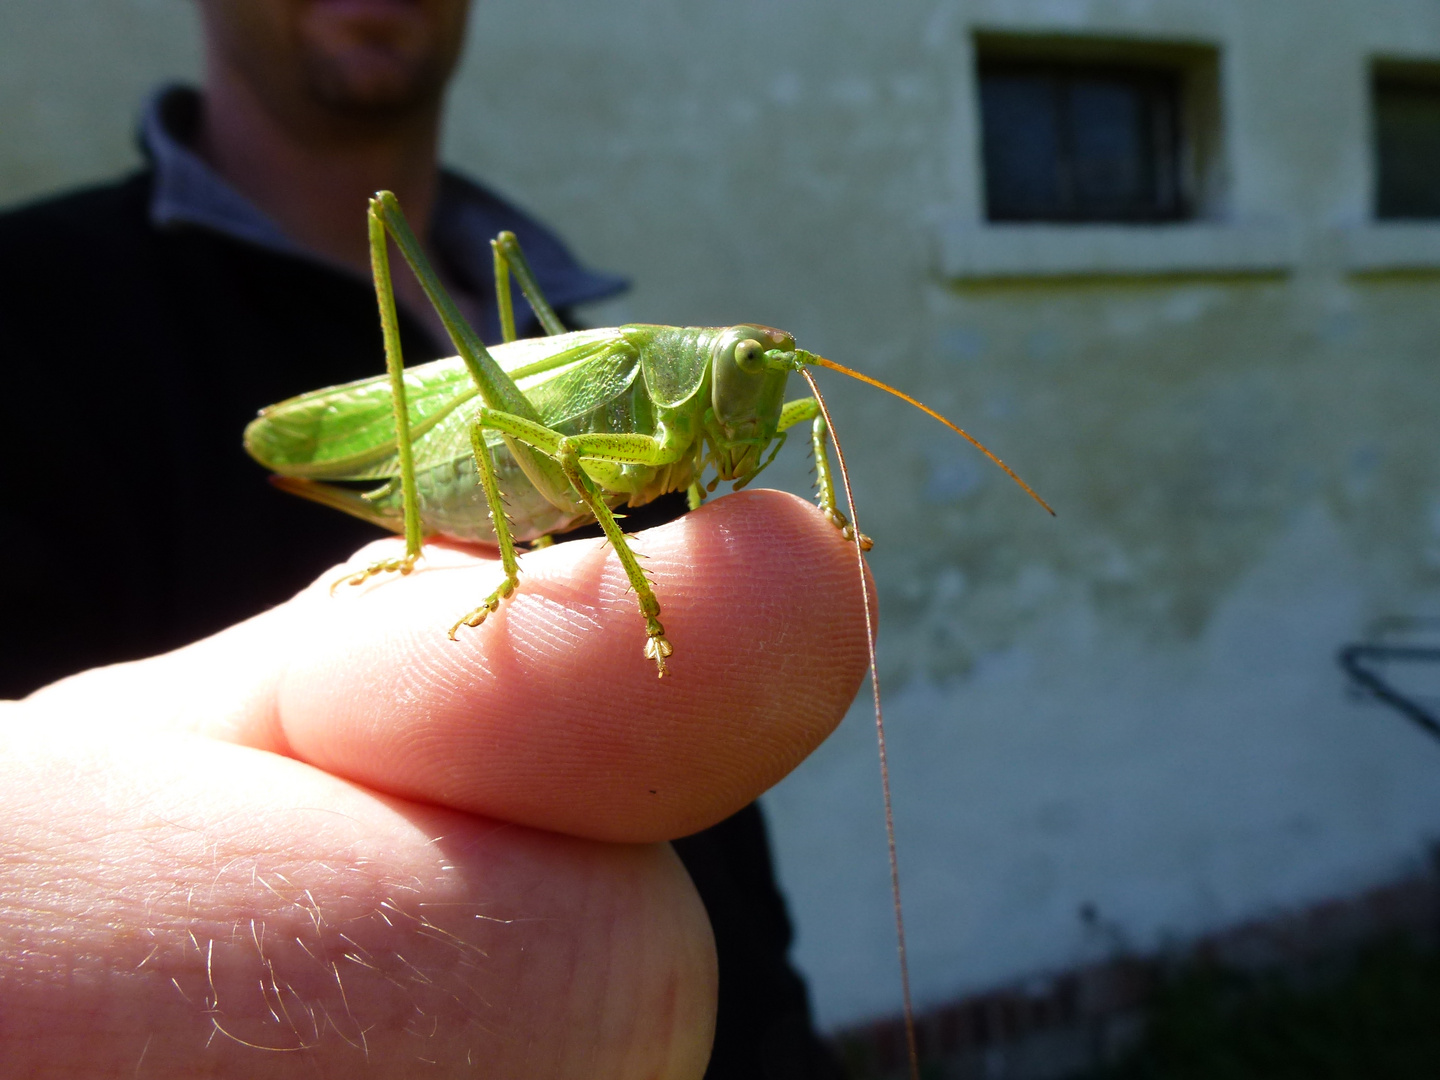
[0,87,841,1079]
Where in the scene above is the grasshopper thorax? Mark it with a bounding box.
[709,324,796,481]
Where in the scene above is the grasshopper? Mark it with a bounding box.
[244,191,1051,1077]
[245,192,1049,675]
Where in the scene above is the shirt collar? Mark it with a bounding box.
[143,86,310,260]
[140,85,627,339]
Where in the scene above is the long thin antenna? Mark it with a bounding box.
[806,354,1055,516]
[801,368,920,1080]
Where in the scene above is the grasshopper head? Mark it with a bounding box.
[710,324,798,480]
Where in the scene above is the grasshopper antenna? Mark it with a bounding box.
[801,368,920,1080]
[800,353,1054,516]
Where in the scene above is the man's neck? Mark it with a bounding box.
[197,65,442,282]
[195,63,470,349]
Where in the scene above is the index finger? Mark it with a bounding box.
[274,489,873,843]
[30,490,873,844]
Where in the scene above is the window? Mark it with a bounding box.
[1374,72,1440,219]
[979,61,1185,222]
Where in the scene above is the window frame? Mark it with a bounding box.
[977,58,1189,225]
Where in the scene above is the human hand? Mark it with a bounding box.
[0,490,870,1079]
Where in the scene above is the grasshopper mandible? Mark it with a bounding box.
[244,191,1052,1076]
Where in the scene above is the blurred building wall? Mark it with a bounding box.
[4,0,1440,1032]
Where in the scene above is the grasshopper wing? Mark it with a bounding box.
[244,328,639,481]
[244,355,474,480]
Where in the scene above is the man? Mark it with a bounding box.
[0,2,845,1076]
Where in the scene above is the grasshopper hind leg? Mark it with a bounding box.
[334,200,429,595]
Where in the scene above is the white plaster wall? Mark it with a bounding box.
[4,0,1439,1032]
[0,0,199,202]
[767,505,1440,1023]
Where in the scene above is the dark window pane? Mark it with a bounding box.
[1375,79,1440,219]
[979,62,1184,222]
[1068,78,1149,212]
[981,74,1064,218]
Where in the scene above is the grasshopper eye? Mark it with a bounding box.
[733,338,765,373]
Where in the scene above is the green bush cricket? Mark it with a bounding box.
[244,191,1052,1078]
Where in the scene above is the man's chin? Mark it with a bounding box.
[296,0,446,109]
[302,0,429,33]
[303,53,444,116]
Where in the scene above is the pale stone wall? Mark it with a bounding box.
[0,0,199,203]
[5,0,1440,1031]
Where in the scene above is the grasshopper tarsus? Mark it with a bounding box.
[822,507,875,552]
[330,552,420,594]
[644,633,673,677]
[641,603,673,677]
[847,527,875,552]
[448,576,516,639]
[448,599,497,640]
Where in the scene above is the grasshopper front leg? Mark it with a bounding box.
[778,397,873,551]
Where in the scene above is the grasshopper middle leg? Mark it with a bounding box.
[464,407,686,676]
